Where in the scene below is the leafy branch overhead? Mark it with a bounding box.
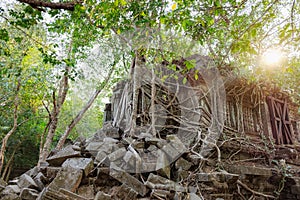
[17,0,83,11]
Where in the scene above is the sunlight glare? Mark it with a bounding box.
[262,49,283,66]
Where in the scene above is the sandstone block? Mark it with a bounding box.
[62,157,94,176]
[48,167,83,192]
[17,174,38,189]
[110,164,147,196]
[46,145,81,166]
[20,188,39,200]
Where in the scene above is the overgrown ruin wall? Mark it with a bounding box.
[0,64,300,199]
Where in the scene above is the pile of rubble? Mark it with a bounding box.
[2,121,300,200]
[0,122,237,200]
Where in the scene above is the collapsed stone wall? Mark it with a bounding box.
[1,71,300,199]
[1,121,300,200]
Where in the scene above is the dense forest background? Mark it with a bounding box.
[0,0,299,180]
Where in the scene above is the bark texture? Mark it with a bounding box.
[17,0,82,11]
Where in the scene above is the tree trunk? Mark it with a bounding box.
[0,80,21,175]
[55,62,116,150]
[1,141,21,181]
[38,66,69,164]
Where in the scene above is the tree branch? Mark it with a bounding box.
[55,61,116,150]
[0,79,21,174]
[237,180,276,199]
[17,0,83,11]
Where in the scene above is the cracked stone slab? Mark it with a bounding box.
[47,166,82,192]
[46,145,81,166]
[109,164,147,196]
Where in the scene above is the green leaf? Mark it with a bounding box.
[194,73,198,80]
[183,77,187,84]
[0,29,9,42]
[184,60,196,70]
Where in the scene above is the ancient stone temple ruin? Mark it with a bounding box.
[0,56,299,200]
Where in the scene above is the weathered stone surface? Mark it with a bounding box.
[1,193,20,200]
[113,184,138,200]
[145,137,162,145]
[34,172,47,191]
[139,151,157,172]
[123,150,138,172]
[39,161,49,167]
[103,137,119,144]
[72,144,82,151]
[38,188,67,200]
[25,166,40,178]
[20,188,39,200]
[17,174,38,189]
[151,189,170,199]
[59,188,89,200]
[291,185,300,194]
[108,147,126,162]
[86,140,117,157]
[224,164,272,176]
[210,194,233,200]
[77,185,95,199]
[102,122,120,139]
[147,145,158,152]
[46,166,60,180]
[86,142,105,156]
[156,150,170,178]
[94,191,111,200]
[176,169,189,180]
[110,164,147,196]
[1,185,20,195]
[196,172,239,184]
[145,173,185,192]
[95,151,107,164]
[8,179,19,185]
[175,157,192,171]
[47,167,83,192]
[62,157,94,176]
[132,141,144,149]
[161,135,187,161]
[46,145,81,166]
[189,193,202,200]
